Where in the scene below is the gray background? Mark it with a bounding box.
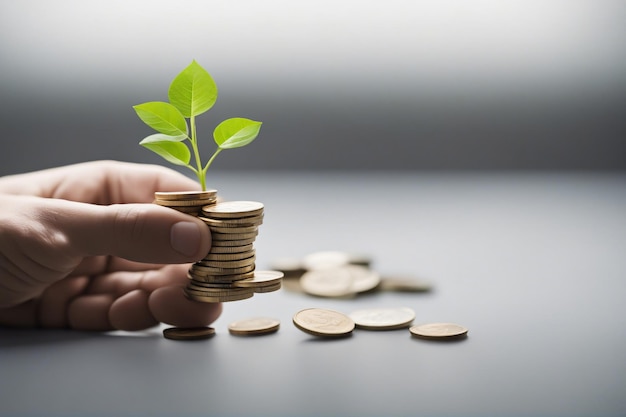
[1,0,625,176]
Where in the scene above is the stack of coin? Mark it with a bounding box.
[153,190,218,216]
[185,201,283,302]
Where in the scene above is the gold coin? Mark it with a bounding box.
[409,323,468,339]
[209,244,254,254]
[187,281,235,290]
[252,282,282,293]
[292,308,355,337]
[185,286,252,297]
[202,250,256,262]
[349,307,416,330]
[232,270,284,288]
[155,190,218,200]
[379,276,433,293]
[299,267,355,298]
[190,263,255,275]
[200,215,264,227]
[228,317,280,336]
[162,326,215,340]
[185,289,254,303]
[211,231,259,241]
[196,255,256,269]
[302,251,351,270]
[211,237,257,247]
[345,265,381,294]
[210,225,259,234]
[154,198,217,207]
[187,271,255,283]
[202,201,264,218]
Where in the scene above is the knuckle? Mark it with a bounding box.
[112,204,149,242]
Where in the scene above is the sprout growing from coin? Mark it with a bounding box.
[133,60,262,191]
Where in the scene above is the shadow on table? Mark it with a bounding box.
[0,327,161,348]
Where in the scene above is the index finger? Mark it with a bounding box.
[0,161,200,204]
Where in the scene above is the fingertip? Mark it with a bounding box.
[148,286,222,328]
[170,219,212,260]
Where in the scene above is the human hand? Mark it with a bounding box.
[0,160,221,331]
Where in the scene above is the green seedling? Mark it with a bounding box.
[133,60,262,191]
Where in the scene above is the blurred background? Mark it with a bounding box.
[0,0,624,176]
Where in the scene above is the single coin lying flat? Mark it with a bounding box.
[155,190,217,201]
[233,270,284,288]
[349,307,415,330]
[162,327,216,341]
[302,250,351,270]
[299,265,380,298]
[378,276,433,293]
[202,201,264,218]
[409,322,468,339]
[293,308,355,338]
[300,268,354,298]
[228,317,280,336]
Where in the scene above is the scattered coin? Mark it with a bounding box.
[379,276,433,293]
[345,265,381,293]
[302,251,351,270]
[300,267,355,298]
[228,317,280,336]
[292,308,355,337]
[349,307,415,330]
[274,251,432,297]
[299,265,380,298]
[409,323,468,339]
[162,326,216,341]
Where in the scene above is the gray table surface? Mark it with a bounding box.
[1,171,625,417]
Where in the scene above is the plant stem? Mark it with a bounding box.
[189,115,206,190]
[203,148,223,178]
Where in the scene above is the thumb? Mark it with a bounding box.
[57,200,212,264]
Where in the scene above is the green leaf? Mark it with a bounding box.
[168,60,218,117]
[139,134,191,166]
[133,102,188,136]
[213,118,262,149]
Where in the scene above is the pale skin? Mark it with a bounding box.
[0,160,222,331]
